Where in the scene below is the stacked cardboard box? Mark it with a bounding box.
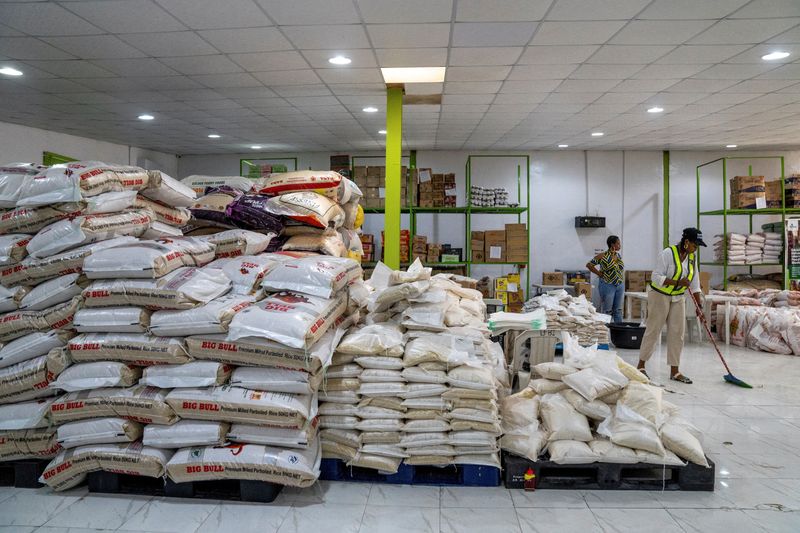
[417,172,456,207]
[427,243,442,263]
[765,180,783,208]
[625,270,652,318]
[412,235,427,261]
[729,175,766,209]
[471,231,485,262]
[353,165,409,208]
[505,223,528,263]
[574,282,592,298]
[485,230,506,263]
[380,229,410,263]
[495,273,524,312]
[786,175,800,208]
[542,272,565,286]
[360,234,374,263]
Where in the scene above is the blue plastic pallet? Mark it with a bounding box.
[320,459,500,487]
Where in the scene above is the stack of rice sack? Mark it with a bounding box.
[185,170,364,261]
[168,254,363,488]
[522,290,610,344]
[318,260,507,474]
[717,304,800,355]
[713,232,783,265]
[761,232,782,263]
[500,332,709,468]
[714,233,746,264]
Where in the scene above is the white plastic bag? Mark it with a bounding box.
[264,191,345,229]
[83,237,215,279]
[0,330,71,369]
[0,397,55,430]
[539,393,592,442]
[588,439,639,464]
[534,362,578,381]
[337,323,405,356]
[50,362,141,391]
[143,420,229,449]
[261,256,362,298]
[562,350,629,401]
[140,361,231,389]
[230,366,317,395]
[561,389,611,421]
[141,171,197,208]
[149,295,254,336]
[0,163,44,207]
[68,333,190,365]
[547,440,598,464]
[0,234,30,265]
[660,419,709,467]
[198,229,273,259]
[20,273,85,311]
[597,403,666,456]
[73,307,151,333]
[57,417,142,448]
[227,423,313,449]
[529,378,569,394]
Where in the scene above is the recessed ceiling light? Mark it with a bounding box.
[137,114,154,121]
[558,144,568,148]
[208,134,221,139]
[381,67,446,83]
[726,144,737,148]
[250,145,262,149]
[378,130,387,135]
[647,106,664,113]
[591,132,604,137]
[328,55,351,65]
[0,66,22,77]
[762,51,790,61]
[362,106,378,113]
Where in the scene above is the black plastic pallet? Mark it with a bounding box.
[320,458,500,487]
[0,459,48,488]
[87,471,283,503]
[502,452,715,491]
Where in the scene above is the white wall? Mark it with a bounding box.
[0,121,178,176]
[179,149,664,293]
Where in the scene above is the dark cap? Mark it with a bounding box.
[682,227,707,247]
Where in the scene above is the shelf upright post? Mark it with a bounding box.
[722,158,728,289]
[384,85,403,270]
[466,156,472,278]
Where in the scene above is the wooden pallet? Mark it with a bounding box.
[0,459,48,488]
[87,471,283,503]
[502,452,715,491]
[320,459,500,487]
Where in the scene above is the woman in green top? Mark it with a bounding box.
[587,235,624,322]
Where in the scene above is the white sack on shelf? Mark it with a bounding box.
[140,361,232,389]
[50,361,141,391]
[143,420,229,449]
[56,417,142,448]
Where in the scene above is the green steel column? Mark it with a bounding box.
[384,86,403,269]
[663,150,670,249]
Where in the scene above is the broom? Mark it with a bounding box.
[689,291,753,389]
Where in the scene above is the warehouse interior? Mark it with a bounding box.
[0,1,799,532]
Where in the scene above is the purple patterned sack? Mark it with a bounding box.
[225,194,284,235]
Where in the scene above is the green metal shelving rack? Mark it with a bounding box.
[356,154,531,296]
[240,157,298,179]
[696,155,789,289]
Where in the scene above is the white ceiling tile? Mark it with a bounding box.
[638,0,749,19]
[647,92,707,104]
[610,79,680,92]
[656,45,752,65]
[0,37,76,60]
[452,22,537,47]
[198,28,292,54]
[66,0,185,33]
[632,63,712,79]
[533,21,627,45]
[252,69,322,86]
[689,19,800,45]
[544,92,600,104]
[258,0,360,24]
[404,82,444,95]
[594,92,653,103]
[91,58,180,77]
[287,96,341,107]
[534,103,587,113]
[316,68,384,84]
[731,0,800,18]
[42,35,146,59]
[547,0,650,21]
[724,78,800,92]
[588,45,676,64]
[190,73,262,88]
[229,51,309,71]
[118,32,217,57]
[693,93,761,105]
[508,64,577,80]
[328,83,387,95]
[516,45,599,64]
[357,0,452,23]
[767,26,800,44]
[448,47,523,66]
[724,44,800,64]
[302,49,377,69]
[72,77,147,92]
[493,92,548,104]
[24,60,117,78]
[0,3,102,36]
[135,76,205,90]
[160,55,243,75]
[692,63,779,80]
[444,81,503,94]
[374,48,448,68]
[501,79,563,92]
[569,64,644,79]
[156,0,272,29]
[755,64,800,80]
[442,93,497,104]
[282,25,370,50]
[445,66,511,82]
[666,78,738,92]
[367,24,451,48]
[456,0,549,22]
[217,87,277,99]
[611,20,715,45]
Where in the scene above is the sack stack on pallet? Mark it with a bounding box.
[522,289,610,345]
[717,304,800,355]
[318,259,508,474]
[500,332,709,468]
[0,161,367,494]
[713,232,783,265]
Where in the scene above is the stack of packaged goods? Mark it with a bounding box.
[501,332,709,469]
[745,233,765,264]
[469,186,510,207]
[714,233,746,264]
[522,290,610,345]
[318,260,508,474]
[762,232,783,263]
[714,232,783,265]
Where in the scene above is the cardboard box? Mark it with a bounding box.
[574,282,592,298]
[766,180,783,203]
[471,231,485,241]
[543,272,564,285]
[419,181,433,193]
[364,187,380,199]
[472,249,485,262]
[444,195,457,207]
[700,271,711,295]
[366,176,381,187]
[734,191,766,209]
[353,166,367,179]
[485,243,505,262]
[441,254,460,263]
[366,166,382,178]
[505,223,527,236]
[731,175,765,192]
[477,277,492,298]
[432,173,445,183]
[495,277,508,292]
[484,230,506,243]
[496,291,509,305]
[412,235,427,246]
[360,234,374,244]
[508,290,524,304]
[506,302,524,313]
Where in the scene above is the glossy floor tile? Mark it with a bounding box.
[3,341,800,532]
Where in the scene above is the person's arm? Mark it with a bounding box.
[651,248,669,287]
[690,256,702,294]
[586,254,603,277]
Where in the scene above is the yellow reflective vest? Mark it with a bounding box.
[650,245,695,296]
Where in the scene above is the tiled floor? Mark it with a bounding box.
[2,340,800,532]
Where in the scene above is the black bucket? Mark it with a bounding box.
[607,322,646,349]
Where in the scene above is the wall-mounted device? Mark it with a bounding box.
[575,216,606,228]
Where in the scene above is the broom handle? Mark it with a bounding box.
[689,291,733,375]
